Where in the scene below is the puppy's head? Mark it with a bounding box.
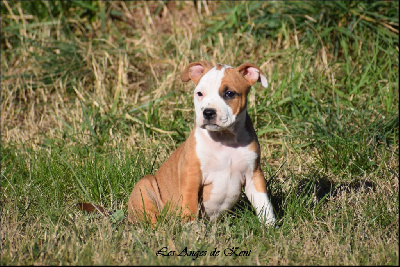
[182,61,268,131]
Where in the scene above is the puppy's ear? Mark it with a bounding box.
[181,61,213,84]
[237,63,268,88]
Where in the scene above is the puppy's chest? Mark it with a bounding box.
[195,132,258,219]
[197,144,256,182]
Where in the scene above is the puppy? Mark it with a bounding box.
[127,61,275,226]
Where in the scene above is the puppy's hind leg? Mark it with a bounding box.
[127,175,163,225]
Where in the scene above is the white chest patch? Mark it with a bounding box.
[195,127,258,220]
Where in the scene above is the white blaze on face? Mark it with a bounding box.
[193,66,237,131]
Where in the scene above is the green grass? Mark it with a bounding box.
[1,0,399,265]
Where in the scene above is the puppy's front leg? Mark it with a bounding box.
[179,160,202,221]
[245,168,276,226]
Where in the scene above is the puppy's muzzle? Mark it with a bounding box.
[203,108,217,121]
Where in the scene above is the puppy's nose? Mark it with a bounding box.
[203,108,217,120]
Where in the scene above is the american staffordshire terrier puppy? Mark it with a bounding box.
[127,61,276,226]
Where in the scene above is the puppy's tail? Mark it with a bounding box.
[76,203,125,224]
[76,202,111,216]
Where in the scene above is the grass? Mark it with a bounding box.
[1,0,399,265]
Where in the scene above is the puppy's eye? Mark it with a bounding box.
[196,91,203,97]
[224,90,236,99]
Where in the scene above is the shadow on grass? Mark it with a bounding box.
[273,176,376,220]
[229,174,376,224]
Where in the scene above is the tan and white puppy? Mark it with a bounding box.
[127,61,275,226]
